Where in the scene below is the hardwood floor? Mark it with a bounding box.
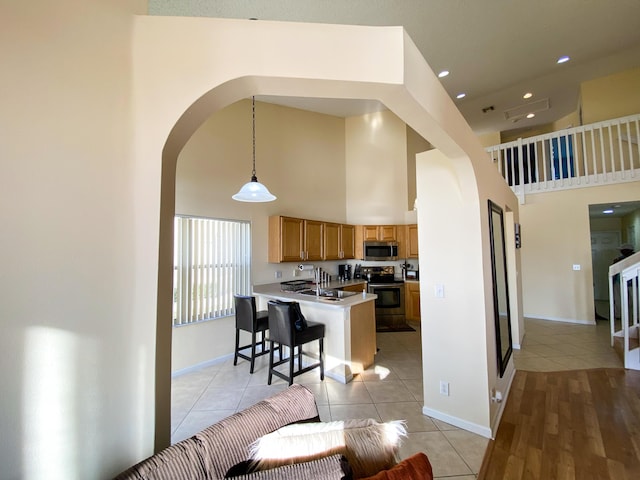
[478,368,640,479]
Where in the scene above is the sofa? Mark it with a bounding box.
[114,384,433,480]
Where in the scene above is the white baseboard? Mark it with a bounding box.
[421,406,492,439]
[171,353,234,378]
[524,315,596,326]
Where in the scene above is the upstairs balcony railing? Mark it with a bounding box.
[486,113,640,201]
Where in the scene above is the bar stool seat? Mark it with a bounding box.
[267,300,324,385]
[234,294,271,373]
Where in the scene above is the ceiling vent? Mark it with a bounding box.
[504,98,550,121]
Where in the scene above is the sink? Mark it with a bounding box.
[321,289,357,298]
[297,288,319,296]
[296,288,355,300]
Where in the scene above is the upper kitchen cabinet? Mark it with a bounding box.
[355,224,398,259]
[397,224,419,259]
[362,225,397,242]
[269,216,353,262]
[341,224,356,259]
[269,216,323,262]
[406,224,419,258]
[324,222,355,260]
[269,216,304,262]
[324,222,341,260]
[305,219,324,261]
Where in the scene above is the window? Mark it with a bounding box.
[173,216,251,326]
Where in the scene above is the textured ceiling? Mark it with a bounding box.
[148,0,640,135]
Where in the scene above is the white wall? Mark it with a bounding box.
[345,111,410,224]
[1,1,156,478]
[520,183,640,323]
[172,99,347,371]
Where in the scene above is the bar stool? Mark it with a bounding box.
[233,295,270,374]
[267,300,325,385]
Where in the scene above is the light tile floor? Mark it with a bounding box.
[171,317,620,479]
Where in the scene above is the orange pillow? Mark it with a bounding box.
[360,452,433,480]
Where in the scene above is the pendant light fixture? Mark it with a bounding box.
[232,96,277,202]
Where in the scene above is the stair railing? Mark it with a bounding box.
[608,251,640,370]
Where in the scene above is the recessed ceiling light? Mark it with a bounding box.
[456,93,466,99]
[557,55,570,64]
[603,209,614,214]
[438,70,450,78]
[526,113,535,119]
[523,92,533,99]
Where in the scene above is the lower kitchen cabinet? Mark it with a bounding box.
[340,282,367,293]
[405,281,421,321]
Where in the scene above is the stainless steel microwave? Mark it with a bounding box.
[364,241,398,261]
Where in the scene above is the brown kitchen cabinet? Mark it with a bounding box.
[355,224,398,259]
[406,224,419,258]
[362,225,397,241]
[269,216,323,262]
[341,224,356,259]
[323,222,341,260]
[319,222,356,261]
[405,281,421,321]
[269,216,304,262]
[270,216,355,262]
[305,219,324,261]
[340,282,367,293]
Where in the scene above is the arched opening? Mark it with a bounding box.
[134,17,518,449]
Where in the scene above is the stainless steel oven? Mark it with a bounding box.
[362,266,405,331]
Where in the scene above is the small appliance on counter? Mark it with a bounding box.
[400,261,419,280]
[406,269,419,280]
[338,264,352,281]
[353,264,362,279]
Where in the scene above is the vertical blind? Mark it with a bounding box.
[173,216,251,326]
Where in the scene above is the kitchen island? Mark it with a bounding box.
[253,280,376,383]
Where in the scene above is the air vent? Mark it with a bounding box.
[504,98,550,121]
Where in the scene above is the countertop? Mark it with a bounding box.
[253,280,375,308]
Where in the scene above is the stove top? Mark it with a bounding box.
[361,265,403,285]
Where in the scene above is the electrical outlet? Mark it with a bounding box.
[439,380,449,396]
[572,264,581,271]
[275,271,282,279]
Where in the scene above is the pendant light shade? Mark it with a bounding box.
[232,97,277,202]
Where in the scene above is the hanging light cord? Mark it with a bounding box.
[251,96,257,181]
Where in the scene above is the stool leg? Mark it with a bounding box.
[268,340,275,385]
[288,350,295,386]
[298,346,302,371]
[250,331,257,374]
[319,338,324,380]
[233,329,240,366]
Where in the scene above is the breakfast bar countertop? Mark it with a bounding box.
[252,280,375,308]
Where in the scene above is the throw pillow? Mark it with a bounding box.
[249,418,407,479]
[359,452,433,480]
